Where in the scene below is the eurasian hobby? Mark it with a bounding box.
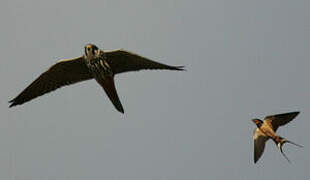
[9,44,184,113]
[252,111,302,163]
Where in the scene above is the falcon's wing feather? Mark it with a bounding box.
[9,56,92,107]
[104,49,184,74]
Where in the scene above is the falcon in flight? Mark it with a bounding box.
[9,44,184,113]
[252,111,303,163]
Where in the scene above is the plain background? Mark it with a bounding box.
[1,0,309,179]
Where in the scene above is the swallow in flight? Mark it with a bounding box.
[252,111,303,163]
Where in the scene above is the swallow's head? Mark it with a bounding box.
[84,44,99,58]
[252,119,263,127]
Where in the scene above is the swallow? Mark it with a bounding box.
[252,111,303,163]
[9,44,184,113]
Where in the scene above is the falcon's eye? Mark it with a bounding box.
[85,44,98,56]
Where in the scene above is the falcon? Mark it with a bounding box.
[252,111,303,163]
[9,44,184,113]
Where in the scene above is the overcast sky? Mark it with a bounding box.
[1,0,310,179]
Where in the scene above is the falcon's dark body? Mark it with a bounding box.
[252,112,302,163]
[9,44,184,113]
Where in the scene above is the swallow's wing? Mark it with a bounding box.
[104,49,184,74]
[9,57,92,107]
[264,112,300,132]
[253,128,269,163]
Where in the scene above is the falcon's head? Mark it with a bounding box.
[84,44,100,59]
[252,119,263,128]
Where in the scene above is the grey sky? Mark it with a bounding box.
[1,0,310,179]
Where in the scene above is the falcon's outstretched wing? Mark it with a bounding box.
[9,57,92,107]
[105,49,184,74]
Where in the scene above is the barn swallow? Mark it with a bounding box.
[9,44,184,113]
[252,111,303,163]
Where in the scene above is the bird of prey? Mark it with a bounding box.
[252,111,303,163]
[9,44,184,113]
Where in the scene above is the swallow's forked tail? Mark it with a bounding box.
[277,137,303,163]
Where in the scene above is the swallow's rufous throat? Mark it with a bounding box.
[252,111,302,163]
[9,44,184,113]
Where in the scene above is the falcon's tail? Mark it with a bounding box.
[95,76,124,114]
